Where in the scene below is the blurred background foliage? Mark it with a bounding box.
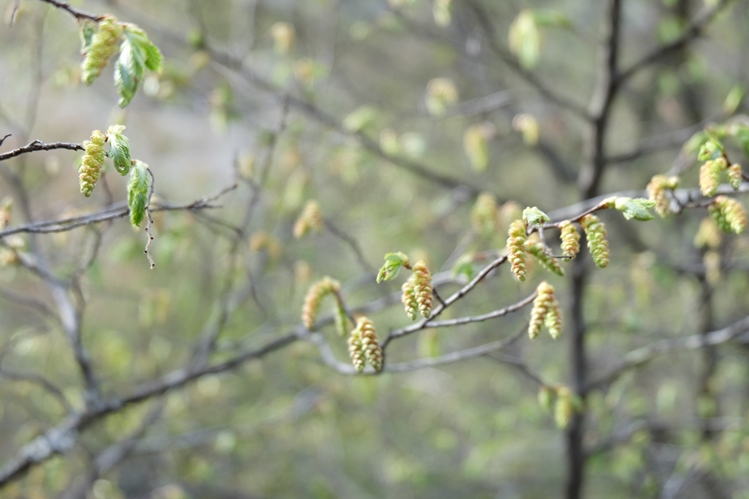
[1,0,749,497]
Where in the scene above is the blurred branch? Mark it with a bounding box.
[465,1,590,120]
[0,368,72,413]
[57,403,163,499]
[618,0,733,84]
[587,314,749,392]
[0,140,83,162]
[0,330,298,488]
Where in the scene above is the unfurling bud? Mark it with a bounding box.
[401,279,419,321]
[646,174,678,217]
[81,16,124,85]
[559,221,580,258]
[528,281,561,339]
[581,214,609,268]
[301,277,340,329]
[293,200,324,238]
[357,316,383,372]
[709,196,747,234]
[79,130,106,197]
[525,240,565,276]
[411,261,433,318]
[507,219,528,281]
[699,158,727,197]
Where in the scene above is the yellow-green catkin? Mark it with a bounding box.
[471,192,499,234]
[728,164,743,191]
[581,214,609,268]
[301,277,340,329]
[544,300,562,339]
[357,316,383,372]
[79,130,106,197]
[709,196,747,234]
[554,386,574,429]
[559,221,580,258]
[401,279,418,321]
[293,200,324,238]
[348,327,366,373]
[412,260,433,318]
[525,240,565,276]
[81,16,124,85]
[699,157,727,197]
[528,281,554,339]
[333,300,350,337]
[507,219,528,281]
[646,174,678,217]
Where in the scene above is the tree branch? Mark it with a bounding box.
[0,140,83,162]
[618,0,733,84]
[587,314,749,392]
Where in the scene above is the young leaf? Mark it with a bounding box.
[128,160,151,227]
[451,254,475,281]
[697,139,724,162]
[522,206,550,227]
[79,19,98,54]
[613,197,656,221]
[106,124,131,175]
[114,24,164,107]
[377,252,410,283]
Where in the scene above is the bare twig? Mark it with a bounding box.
[0,140,83,162]
[36,0,102,22]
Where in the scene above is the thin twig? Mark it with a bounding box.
[36,0,102,22]
[0,140,83,162]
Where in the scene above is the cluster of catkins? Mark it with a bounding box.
[505,214,608,283]
[348,316,383,373]
[401,260,433,320]
[528,281,562,340]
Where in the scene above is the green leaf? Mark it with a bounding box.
[377,252,410,283]
[114,25,164,108]
[697,139,724,162]
[106,125,131,175]
[522,206,550,226]
[451,254,475,281]
[114,57,138,108]
[79,19,97,53]
[509,10,541,69]
[614,197,656,221]
[128,160,151,227]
